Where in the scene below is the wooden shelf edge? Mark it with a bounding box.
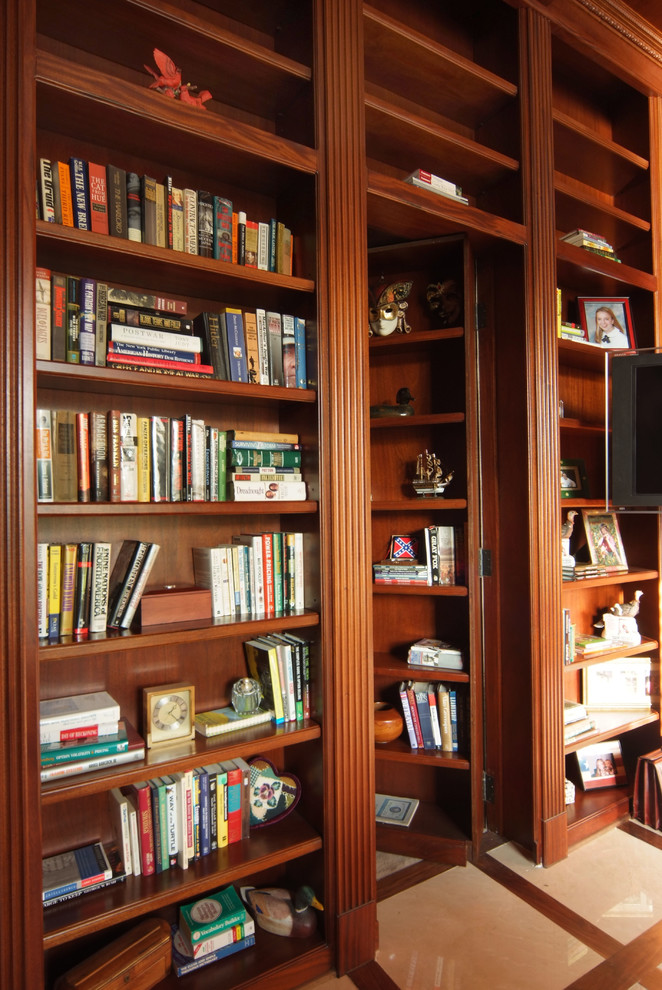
[554,178,650,233]
[373,656,469,682]
[562,567,659,591]
[42,812,323,947]
[373,583,468,597]
[566,785,631,846]
[564,709,659,754]
[553,108,649,170]
[38,500,318,518]
[370,412,464,429]
[39,610,320,661]
[41,721,321,803]
[567,637,658,668]
[369,326,464,347]
[374,742,470,769]
[371,498,467,512]
[556,241,656,291]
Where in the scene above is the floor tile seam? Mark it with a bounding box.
[562,916,662,990]
[475,852,621,959]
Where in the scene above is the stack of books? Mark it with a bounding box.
[574,632,611,656]
[42,840,127,908]
[227,431,307,500]
[194,705,273,737]
[373,525,465,586]
[563,699,596,743]
[407,638,464,670]
[404,168,469,204]
[193,532,305,618]
[560,228,620,262]
[171,886,255,977]
[398,680,466,752]
[243,634,311,725]
[39,691,144,782]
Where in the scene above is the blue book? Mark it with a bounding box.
[43,841,111,902]
[68,157,90,230]
[294,316,307,388]
[223,308,248,383]
[171,924,255,976]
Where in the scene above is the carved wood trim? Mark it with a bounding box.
[519,7,569,866]
[314,0,377,972]
[1,1,44,987]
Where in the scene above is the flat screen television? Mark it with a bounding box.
[611,350,662,506]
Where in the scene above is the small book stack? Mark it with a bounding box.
[171,886,255,976]
[563,699,596,744]
[194,705,273,737]
[107,539,160,630]
[574,632,611,656]
[243,635,311,725]
[39,691,145,782]
[373,526,465,586]
[398,680,466,752]
[404,168,468,204]
[42,840,127,908]
[407,638,463,670]
[560,228,620,263]
[227,430,307,501]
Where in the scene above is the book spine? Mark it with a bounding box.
[36,409,54,502]
[294,316,307,388]
[119,543,160,629]
[405,683,424,747]
[109,323,202,352]
[59,543,77,637]
[237,211,246,264]
[106,164,127,238]
[89,541,111,633]
[266,311,283,385]
[51,272,67,362]
[255,308,270,384]
[197,190,214,257]
[108,788,133,876]
[35,267,52,360]
[69,157,90,230]
[57,161,74,227]
[141,175,157,245]
[126,172,142,242]
[37,543,49,638]
[95,281,108,367]
[184,188,198,254]
[40,718,120,746]
[87,161,109,235]
[133,785,156,876]
[89,410,109,502]
[172,186,184,251]
[152,415,171,502]
[107,541,151,628]
[107,410,121,502]
[224,309,248,383]
[66,275,81,364]
[108,341,200,364]
[42,733,129,766]
[119,412,138,501]
[76,412,91,503]
[39,158,56,222]
[40,745,142,781]
[155,181,166,248]
[257,221,269,270]
[282,314,296,388]
[137,415,151,503]
[73,541,93,639]
[213,196,233,262]
[230,480,306,500]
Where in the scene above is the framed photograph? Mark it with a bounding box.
[582,657,651,710]
[578,297,635,349]
[576,740,627,789]
[581,510,628,569]
[560,458,590,498]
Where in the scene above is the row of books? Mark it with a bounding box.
[244,634,312,725]
[563,699,597,744]
[563,561,628,582]
[193,531,306,621]
[398,680,467,752]
[403,168,468,205]
[42,839,127,906]
[35,270,309,388]
[37,157,293,273]
[38,539,159,641]
[373,526,465,586]
[36,412,307,504]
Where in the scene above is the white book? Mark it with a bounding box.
[172,769,193,869]
[229,480,307,501]
[40,691,120,732]
[189,418,206,502]
[89,541,112,633]
[233,534,265,615]
[109,323,202,353]
[36,409,54,503]
[217,545,234,617]
[37,542,49,638]
[263,635,296,721]
[255,308,270,384]
[119,412,138,502]
[207,426,219,501]
[192,546,226,618]
[257,221,269,270]
[293,531,304,610]
[35,267,51,360]
[161,775,178,858]
[108,787,133,876]
[40,745,144,781]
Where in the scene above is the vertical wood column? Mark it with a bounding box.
[0,1,44,986]
[314,0,377,973]
[650,96,662,348]
[519,8,569,866]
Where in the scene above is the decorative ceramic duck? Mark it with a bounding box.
[239,885,323,938]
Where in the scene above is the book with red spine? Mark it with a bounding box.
[76,412,90,503]
[398,681,418,748]
[122,781,156,876]
[405,681,424,748]
[87,161,109,235]
[106,353,214,375]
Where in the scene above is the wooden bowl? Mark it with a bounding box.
[373,702,404,743]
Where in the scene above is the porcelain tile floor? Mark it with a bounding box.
[299,822,662,990]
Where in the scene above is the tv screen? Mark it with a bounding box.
[611,351,662,506]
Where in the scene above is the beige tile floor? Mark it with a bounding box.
[298,824,662,989]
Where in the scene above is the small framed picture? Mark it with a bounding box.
[560,459,590,498]
[576,740,627,789]
[581,510,628,569]
[582,657,651,710]
[375,793,420,827]
[578,297,635,349]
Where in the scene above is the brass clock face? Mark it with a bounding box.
[143,683,195,748]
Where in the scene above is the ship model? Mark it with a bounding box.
[412,450,454,497]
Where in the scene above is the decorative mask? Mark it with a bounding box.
[369,280,413,336]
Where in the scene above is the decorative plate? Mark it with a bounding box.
[248,757,301,828]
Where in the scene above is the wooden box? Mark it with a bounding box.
[54,918,172,990]
[139,584,212,627]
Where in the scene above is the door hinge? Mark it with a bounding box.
[483,771,495,804]
[479,548,492,577]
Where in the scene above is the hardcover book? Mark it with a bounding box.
[35,266,51,360]
[79,277,96,366]
[194,706,273,737]
[42,841,112,902]
[88,161,109,235]
[56,160,74,227]
[50,272,67,362]
[36,409,54,503]
[213,196,233,261]
[106,164,127,238]
[197,190,214,257]
[126,171,142,242]
[69,157,90,230]
[89,541,111,633]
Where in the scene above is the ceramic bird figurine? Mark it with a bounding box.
[610,590,643,617]
[240,885,323,938]
[561,509,578,541]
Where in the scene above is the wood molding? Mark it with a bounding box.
[0,2,43,988]
[314,0,377,972]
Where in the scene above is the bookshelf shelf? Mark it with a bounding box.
[374,740,470,770]
[369,326,464,348]
[373,654,469,682]
[375,801,470,865]
[565,785,631,845]
[564,709,659,754]
[370,412,465,429]
[568,636,658,669]
[38,501,318,518]
[562,567,659,592]
[373,584,468,597]
[371,499,467,512]
[41,721,321,804]
[42,811,322,948]
[39,610,320,662]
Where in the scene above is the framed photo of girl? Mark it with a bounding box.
[578,297,635,349]
[581,510,628,570]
